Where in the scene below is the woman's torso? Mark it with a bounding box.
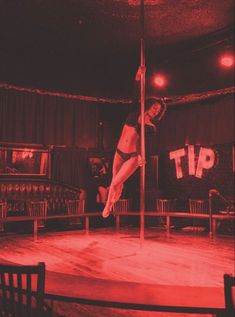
[117,124,140,153]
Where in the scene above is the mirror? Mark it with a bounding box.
[0,146,49,176]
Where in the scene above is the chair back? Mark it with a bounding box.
[156,199,176,213]
[113,199,130,213]
[0,262,46,317]
[189,199,208,214]
[0,202,7,218]
[66,199,85,215]
[27,200,48,228]
[65,199,85,225]
[0,202,7,232]
[27,200,48,218]
[224,274,235,316]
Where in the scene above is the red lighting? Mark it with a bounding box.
[219,54,234,68]
[153,74,166,87]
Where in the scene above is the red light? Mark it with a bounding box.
[153,74,166,87]
[219,54,234,68]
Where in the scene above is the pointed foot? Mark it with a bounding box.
[102,208,110,218]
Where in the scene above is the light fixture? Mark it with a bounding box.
[219,53,234,68]
[153,74,167,88]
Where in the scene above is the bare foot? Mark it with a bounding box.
[102,208,110,218]
[102,204,113,218]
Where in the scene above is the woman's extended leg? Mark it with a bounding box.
[110,152,125,204]
[102,152,123,217]
[102,155,139,218]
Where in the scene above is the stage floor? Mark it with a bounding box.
[0,227,234,316]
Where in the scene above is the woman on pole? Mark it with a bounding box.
[102,97,166,218]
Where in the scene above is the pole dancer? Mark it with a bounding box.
[102,95,167,218]
[102,1,167,231]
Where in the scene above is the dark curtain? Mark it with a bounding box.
[52,147,88,189]
[0,89,98,148]
[157,93,234,151]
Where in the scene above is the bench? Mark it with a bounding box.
[0,179,84,214]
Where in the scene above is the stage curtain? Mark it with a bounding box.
[0,88,233,152]
[157,93,234,151]
[52,147,88,189]
[0,89,98,148]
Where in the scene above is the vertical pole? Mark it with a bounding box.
[33,219,38,241]
[140,0,146,241]
[209,191,213,236]
[85,216,89,235]
[116,215,120,232]
[166,216,170,232]
[48,145,53,180]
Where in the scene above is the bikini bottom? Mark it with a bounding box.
[116,148,138,162]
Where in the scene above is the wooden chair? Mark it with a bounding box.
[156,199,176,213]
[27,200,48,229]
[224,274,235,317]
[0,262,52,317]
[0,202,7,233]
[65,199,85,225]
[156,199,176,228]
[189,199,209,214]
[113,199,131,226]
[188,199,209,231]
[113,199,130,213]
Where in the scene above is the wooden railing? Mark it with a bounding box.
[0,211,234,239]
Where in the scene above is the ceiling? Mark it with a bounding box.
[0,0,234,98]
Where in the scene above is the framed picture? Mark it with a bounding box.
[0,145,49,177]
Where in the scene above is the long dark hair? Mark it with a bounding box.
[145,97,167,123]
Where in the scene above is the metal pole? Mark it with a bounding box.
[140,0,146,241]
[209,190,213,236]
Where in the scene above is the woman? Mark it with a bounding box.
[102,97,167,218]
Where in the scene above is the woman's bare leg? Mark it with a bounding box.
[112,151,124,176]
[102,152,123,217]
[102,155,139,218]
[109,152,126,204]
